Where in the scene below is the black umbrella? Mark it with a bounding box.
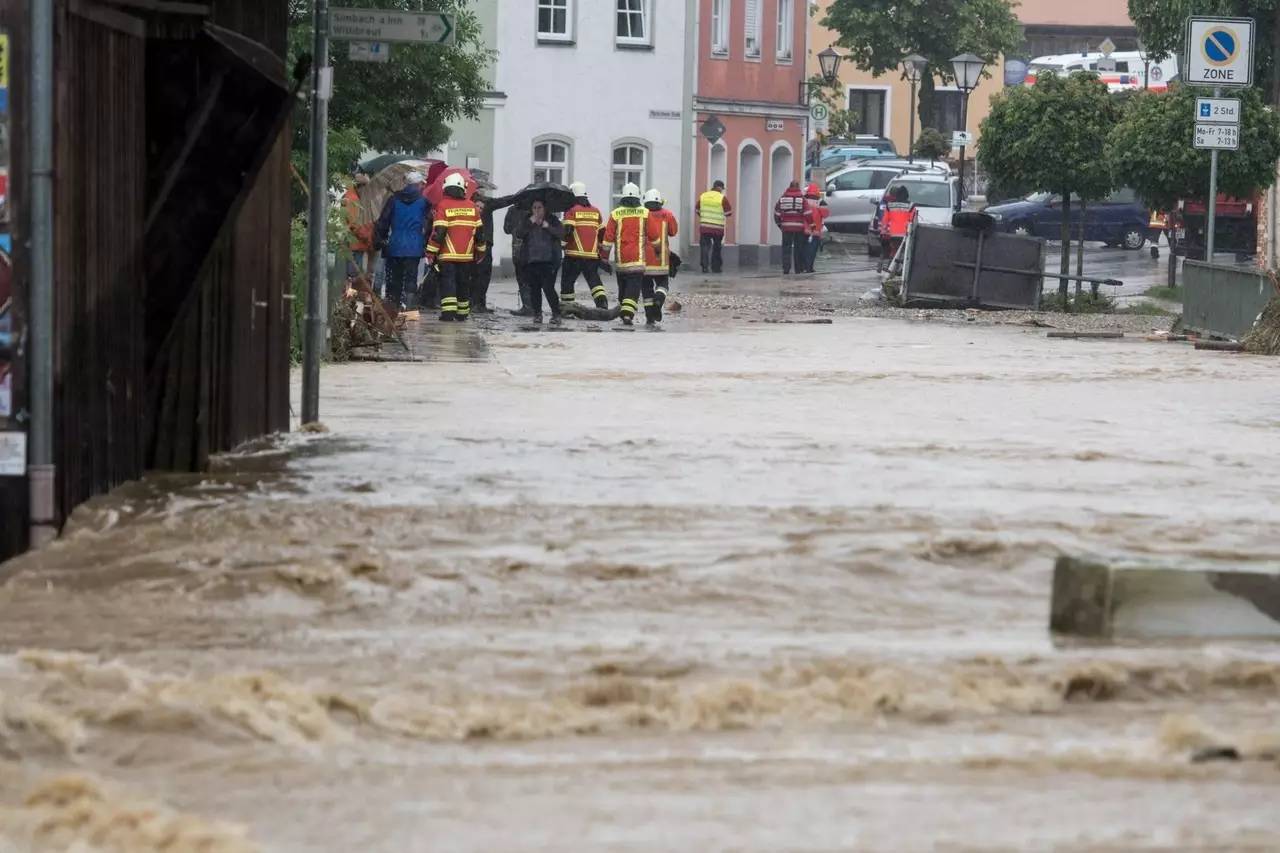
[358,152,427,175]
[513,181,576,213]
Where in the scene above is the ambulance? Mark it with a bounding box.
[1025,52,1179,93]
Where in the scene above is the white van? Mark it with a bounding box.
[1026,52,1179,93]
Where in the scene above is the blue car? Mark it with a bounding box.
[985,188,1152,250]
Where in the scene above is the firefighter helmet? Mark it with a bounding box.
[443,172,467,196]
[569,181,588,198]
[642,188,663,205]
[621,182,641,202]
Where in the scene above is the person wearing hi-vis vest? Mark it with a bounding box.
[695,180,732,274]
[600,183,662,326]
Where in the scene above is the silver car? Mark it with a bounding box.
[822,165,909,232]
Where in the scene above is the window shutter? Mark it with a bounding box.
[745,0,760,53]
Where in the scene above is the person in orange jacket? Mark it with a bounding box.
[342,171,374,276]
[560,182,609,309]
[599,182,661,326]
[425,173,487,322]
[801,182,829,273]
[642,188,678,325]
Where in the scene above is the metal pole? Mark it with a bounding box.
[1206,85,1220,264]
[302,0,331,425]
[957,92,969,208]
[28,0,56,547]
[908,77,917,164]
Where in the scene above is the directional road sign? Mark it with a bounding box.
[1195,123,1240,150]
[1196,97,1240,125]
[1186,17,1254,88]
[331,9,456,45]
[951,131,973,148]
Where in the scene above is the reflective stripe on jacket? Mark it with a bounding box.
[601,206,656,272]
[427,199,486,263]
[774,189,810,233]
[563,204,604,258]
[644,208,679,275]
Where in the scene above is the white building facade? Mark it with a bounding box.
[443,0,697,271]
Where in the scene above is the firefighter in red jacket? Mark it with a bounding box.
[561,182,609,309]
[600,182,661,326]
[773,181,812,275]
[426,173,487,322]
[642,188,678,325]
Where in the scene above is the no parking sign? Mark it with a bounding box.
[1186,17,1254,88]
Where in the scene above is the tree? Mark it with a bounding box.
[913,128,950,162]
[821,0,1022,132]
[1109,85,1280,213]
[288,0,493,185]
[1128,0,1277,103]
[979,73,1121,304]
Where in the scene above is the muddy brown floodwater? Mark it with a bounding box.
[2,301,1280,851]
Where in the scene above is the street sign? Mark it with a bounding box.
[1098,37,1117,57]
[330,9,456,45]
[810,103,829,122]
[1196,96,1240,125]
[349,41,390,63]
[952,131,973,148]
[1186,17,1254,88]
[700,115,726,144]
[1195,123,1239,150]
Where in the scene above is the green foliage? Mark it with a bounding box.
[913,128,951,161]
[288,0,493,175]
[289,207,354,365]
[1144,284,1185,301]
[1039,290,1118,313]
[979,73,1121,202]
[1128,0,1276,99]
[1109,86,1280,212]
[291,124,368,213]
[822,0,1022,126]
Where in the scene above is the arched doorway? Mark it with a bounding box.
[709,142,728,187]
[768,143,795,245]
[737,142,763,247]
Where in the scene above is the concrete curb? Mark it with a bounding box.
[1051,556,1280,639]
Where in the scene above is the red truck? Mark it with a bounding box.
[1167,193,1259,261]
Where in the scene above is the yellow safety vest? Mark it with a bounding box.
[699,190,726,228]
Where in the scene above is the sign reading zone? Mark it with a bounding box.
[1185,17,1254,88]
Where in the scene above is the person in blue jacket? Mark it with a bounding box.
[374,171,431,313]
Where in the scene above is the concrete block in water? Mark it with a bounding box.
[1051,556,1280,639]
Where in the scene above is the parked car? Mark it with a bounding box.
[823,164,918,232]
[821,136,899,157]
[806,147,896,180]
[867,173,962,256]
[984,188,1151,250]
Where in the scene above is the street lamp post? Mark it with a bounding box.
[950,53,987,210]
[903,54,927,164]
[799,47,843,163]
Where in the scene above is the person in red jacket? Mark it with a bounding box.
[342,172,374,277]
[561,182,609,309]
[801,183,829,273]
[642,188,678,325]
[773,181,812,275]
[425,173,486,322]
[600,182,660,326]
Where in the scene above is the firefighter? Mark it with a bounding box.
[600,183,658,326]
[426,173,486,322]
[773,181,811,275]
[561,182,609,309]
[642,188,678,325]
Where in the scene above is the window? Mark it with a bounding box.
[616,0,650,46]
[611,144,648,205]
[533,140,569,184]
[537,0,572,41]
[830,169,875,192]
[930,91,964,135]
[847,89,887,136]
[710,0,728,55]
[744,0,761,58]
[775,0,793,62]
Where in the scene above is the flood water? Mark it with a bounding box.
[2,283,1279,851]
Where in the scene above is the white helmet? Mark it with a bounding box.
[569,181,588,197]
[404,171,425,185]
[642,188,663,205]
[621,182,641,200]
[443,172,467,191]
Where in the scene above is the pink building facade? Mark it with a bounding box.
[691,0,809,268]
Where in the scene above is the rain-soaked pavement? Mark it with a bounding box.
[1,256,1279,851]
